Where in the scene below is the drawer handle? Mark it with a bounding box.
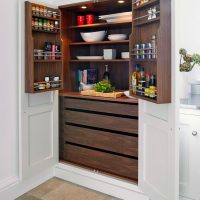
[192,131,198,136]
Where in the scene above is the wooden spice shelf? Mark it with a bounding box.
[131,94,157,103]
[133,0,159,10]
[135,17,160,26]
[33,87,62,93]
[69,40,129,46]
[32,14,60,21]
[130,58,157,62]
[34,59,62,63]
[69,21,132,29]
[69,59,130,63]
[32,29,60,34]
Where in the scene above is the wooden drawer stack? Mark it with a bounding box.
[59,96,138,181]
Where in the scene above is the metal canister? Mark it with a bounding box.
[145,43,152,59]
[140,44,145,59]
[134,44,140,59]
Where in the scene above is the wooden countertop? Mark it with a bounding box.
[59,92,138,104]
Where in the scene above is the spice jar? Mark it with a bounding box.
[52,11,57,18]
[47,10,52,18]
[34,18,39,29]
[46,20,50,31]
[32,18,35,28]
[32,4,36,15]
[39,6,44,16]
[50,21,54,31]
[43,7,47,16]
[43,19,47,30]
[38,18,43,30]
[34,49,38,60]
[35,5,40,15]
[37,50,43,60]
[54,21,59,32]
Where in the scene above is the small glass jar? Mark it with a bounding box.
[39,6,44,16]
[46,20,50,31]
[50,21,54,32]
[47,10,52,18]
[43,7,47,16]
[52,11,57,18]
[35,5,40,15]
[37,50,43,60]
[34,18,38,29]
[54,21,59,32]
[43,19,47,30]
[32,4,36,15]
[38,18,43,30]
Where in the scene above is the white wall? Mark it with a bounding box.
[177,0,200,99]
[0,0,19,190]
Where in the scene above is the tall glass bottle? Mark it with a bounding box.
[102,65,110,82]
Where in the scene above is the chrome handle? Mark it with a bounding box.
[192,131,198,136]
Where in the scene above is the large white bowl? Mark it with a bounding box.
[80,31,106,42]
[108,34,127,41]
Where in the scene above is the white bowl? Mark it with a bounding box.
[108,34,127,41]
[121,52,130,59]
[80,31,106,42]
[80,83,95,90]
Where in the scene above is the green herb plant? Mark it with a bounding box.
[180,48,200,72]
[95,81,115,93]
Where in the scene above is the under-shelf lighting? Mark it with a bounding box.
[81,5,87,9]
[118,0,125,3]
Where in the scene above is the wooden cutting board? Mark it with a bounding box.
[81,90,124,98]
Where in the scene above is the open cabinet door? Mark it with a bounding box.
[139,100,179,200]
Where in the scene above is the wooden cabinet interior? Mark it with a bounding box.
[25,1,63,93]
[59,0,132,92]
[129,0,171,103]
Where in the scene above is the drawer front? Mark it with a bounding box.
[64,125,138,157]
[64,110,138,134]
[64,98,138,117]
[63,144,138,181]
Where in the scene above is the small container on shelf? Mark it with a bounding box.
[86,14,94,24]
[77,16,85,25]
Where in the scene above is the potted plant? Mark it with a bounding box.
[179,48,200,72]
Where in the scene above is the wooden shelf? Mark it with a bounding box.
[130,58,157,62]
[131,94,157,103]
[34,59,62,63]
[69,40,129,46]
[133,0,159,10]
[32,29,59,34]
[70,59,130,63]
[32,14,60,21]
[135,17,160,26]
[69,21,132,29]
[33,87,62,93]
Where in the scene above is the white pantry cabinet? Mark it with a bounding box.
[180,109,200,200]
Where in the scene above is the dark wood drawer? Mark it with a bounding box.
[63,144,138,181]
[64,98,138,117]
[64,110,138,134]
[64,125,138,157]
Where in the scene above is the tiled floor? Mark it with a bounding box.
[16,178,120,200]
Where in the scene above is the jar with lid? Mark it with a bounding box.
[43,19,47,31]
[46,20,50,31]
[52,11,57,18]
[34,18,39,29]
[50,21,54,31]
[43,7,47,16]
[37,50,44,60]
[54,21,59,32]
[47,10,52,18]
[38,18,43,30]
[32,4,36,15]
[35,5,40,15]
[32,18,35,28]
[39,6,44,16]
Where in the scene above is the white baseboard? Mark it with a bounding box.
[55,163,149,200]
[0,167,54,200]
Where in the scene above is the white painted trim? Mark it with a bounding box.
[0,168,54,200]
[55,163,149,200]
[0,176,19,193]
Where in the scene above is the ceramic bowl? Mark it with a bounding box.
[80,31,106,42]
[108,34,127,41]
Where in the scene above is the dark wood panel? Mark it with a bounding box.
[64,110,138,134]
[64,125,138,157]
[64,98,138,117]
[63,144,138,181]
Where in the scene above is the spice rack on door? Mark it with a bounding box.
[25,1,63,93]
[129,0,171,104]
